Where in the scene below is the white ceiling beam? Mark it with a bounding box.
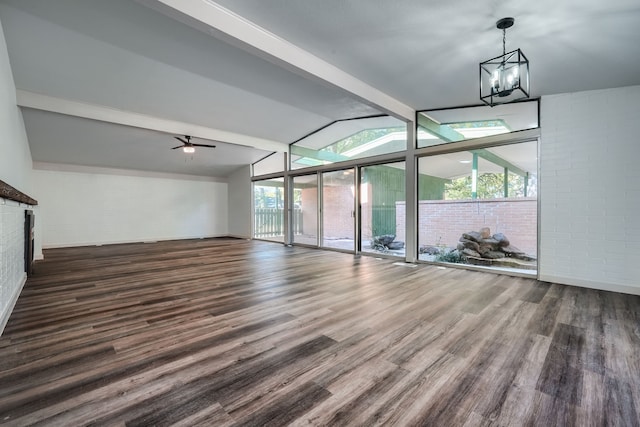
[135,0,415,122]
[16,90,288,153]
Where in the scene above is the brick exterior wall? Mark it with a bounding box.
[301,186,356,240]
[396,198,537,256]
[323,186,355,239]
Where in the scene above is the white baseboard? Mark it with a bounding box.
[538,274,640,296]
[0,273,27,337]
[226,234,251,240]
[42,234,229,249]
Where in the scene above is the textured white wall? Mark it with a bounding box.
[32,168,229,248]
[0,201,31,334]
[0,18,33,335]
[227,165,252,238]
[540,85,640,295]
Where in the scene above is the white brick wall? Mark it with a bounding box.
[0,199,28,334]
[540,85,640,295]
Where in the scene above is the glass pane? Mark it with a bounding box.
[322,169,355,251]
[291,116,406,170]
[417,100,538,148]
[253,178,285,242]
[417,140,538,274]
[293,174,318,246]
[253,152,285,176]
[360,162,406,257]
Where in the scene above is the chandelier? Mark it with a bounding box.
[479,17,530,107]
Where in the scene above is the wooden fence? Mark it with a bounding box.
[254,208,303,238]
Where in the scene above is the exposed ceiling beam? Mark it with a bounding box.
[135,0,415,122]
[16,90,288,153]
[417,113,464,142]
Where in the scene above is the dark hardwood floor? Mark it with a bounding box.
[0,238,638,426]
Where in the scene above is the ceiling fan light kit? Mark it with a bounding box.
[479,17,530,107]
[171,135,216,153]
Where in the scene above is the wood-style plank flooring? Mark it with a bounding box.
[1,238,639,426]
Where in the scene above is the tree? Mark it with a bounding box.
[444,172,531,199]
[326,128,404,155]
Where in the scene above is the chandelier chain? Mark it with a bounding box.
[502,27,506,55]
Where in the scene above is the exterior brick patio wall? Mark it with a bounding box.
[396,198,537,256]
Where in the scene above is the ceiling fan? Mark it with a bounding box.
[172,135,216,153]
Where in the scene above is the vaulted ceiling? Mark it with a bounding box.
[2,0,639,177]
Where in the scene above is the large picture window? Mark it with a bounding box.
[417,140,538,274]
[418,101,538,148]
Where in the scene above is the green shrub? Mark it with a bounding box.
[435,249,466,264]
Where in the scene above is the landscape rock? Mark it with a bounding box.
[462,248,481,258]
[493,233,510,247]
[484,251,506,259]
[480,227,491,239]
[465,256,493,266]
[462,231,482,243]
[374,234,395,246]
[481,238,500,246]
[458,238,480,252]
[453,229,535,265]
[387,241,405,250]
[501,244,524,255]
[420,245,441,255]
[511,253,537,262]
[478,244,492,255]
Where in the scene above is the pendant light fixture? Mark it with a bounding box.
[479,17,529,107]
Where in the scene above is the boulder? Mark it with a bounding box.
[465,256,493,266]
[501,244,524,255]
[374,234,395,246]
[481,238,500,246]
[493,233,510,247]
[478,244,492,255]
[458,238,480,252]
[484,251,506,259]
[462,248,481,258]
[480,227,491,239]
[462,231,482,243]
[387,241,405,250]
[420,245,441,255]
[511,253,537,262]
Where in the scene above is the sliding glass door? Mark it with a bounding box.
[292,174,318,246]
[360,162,406,257]
[253,178,285,242]
[322,169,355,251]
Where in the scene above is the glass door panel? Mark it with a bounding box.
[360,162,406,257]
[253,178,285,242]
[322,169,355,251]
[292,174,318,246]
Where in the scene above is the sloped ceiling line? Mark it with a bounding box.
[135,0,415,122]
[16,90,288,153]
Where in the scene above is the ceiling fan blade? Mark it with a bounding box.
[192,143,216,148]
[174,136,188,144]
[170,145,183,150]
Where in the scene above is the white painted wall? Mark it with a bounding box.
[32,165,229,248]
[540,85,640,295]
[0,18,34,334]
[227,165,252,238]
[0,19,31,192]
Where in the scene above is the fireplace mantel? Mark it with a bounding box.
[0,179,37,205]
